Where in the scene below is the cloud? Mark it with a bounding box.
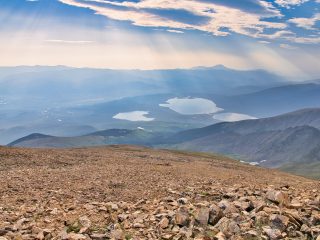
[159,97,223,115]
[279,43,298,49]
[259,40,271,44]
[113,111,154,121]
[289,13,320,30]
[58,0,286,39]
[167,29,184,34]
[213,112,257,122]
[275,0,311,7]
[45,39,94,44]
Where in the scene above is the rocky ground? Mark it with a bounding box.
[0,145,319,240]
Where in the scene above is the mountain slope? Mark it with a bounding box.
[8,129,162,148]
[173,126,320,168]
[170,108,320,143]
[168,108,320,174]
[215,83,320,117]
[0,65,286,145]
[1,145,319,239]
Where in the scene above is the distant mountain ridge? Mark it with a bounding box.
[169,108,320,143]
[0,65,289,144]
[166,108,320,178]
[8,108,320,179]
[215,83,320,117]
[8,129,161,148]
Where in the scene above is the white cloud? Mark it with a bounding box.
[258,40,271,44]
[45,39,93,44]
[289,13,320,30]
[287,36,320,44]
[113,111,154,121]
[58,0,285,39]
[275,0,311,7]
[213,112,257,122]
[279,43,298,49]
[167,29,184,34]
[159,97,223,115]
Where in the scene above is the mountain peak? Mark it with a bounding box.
[191,64,230,70]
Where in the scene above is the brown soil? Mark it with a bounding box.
[0,145,319,239]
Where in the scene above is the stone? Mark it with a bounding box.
[214,232,226,240]
[218,200,230,210]
[110,229,124,240]
[36,231,45,240]
[244,230,258,238]
[66,233,87,240]
[177,198,188,205]
[208,204,223,226]
[107,202,119,211]
[289,200,303,209]
[175,207,190,227]
[133,223,145,228]
[162,234,173,239]
[159,217,169,229]
[50,208,59,215]
[270,214,289,231]
[266,190,289,206]
[216,217,240,237]
[79,216,91,228]
[0,230,8,237]
[262,226,282,240]
[195,207,210,226]
[90,234,107,240]
[118,213,128,222]
[79,216,91,233]
[13,218,27,231]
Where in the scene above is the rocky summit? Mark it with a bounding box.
[0,146,319,240]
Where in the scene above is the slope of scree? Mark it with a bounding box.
[0,145,319,240]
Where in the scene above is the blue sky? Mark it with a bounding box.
[0,0,319,79]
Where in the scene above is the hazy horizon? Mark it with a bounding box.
[1,0,320,79]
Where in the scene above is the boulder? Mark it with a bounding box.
[175,207,190,227]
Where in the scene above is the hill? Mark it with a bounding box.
[216,83,320,117]
[0,145,319,239]
[8,129,161,148]
[168,108,320,177]
[0,65,286,144]
[8,108,320,178]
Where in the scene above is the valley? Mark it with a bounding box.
[8,108,320,179]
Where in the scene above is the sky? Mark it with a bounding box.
[0,0,319,79]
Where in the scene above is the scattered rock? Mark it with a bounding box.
[266,190,289,206]
[270,214,289,231]
[159,217,170,229]
[209,204,223,225]
[262,226,282,240]
[175,207,190,227]
[216,217,240,237]
[0,146,319,240]
[195,207,210,226]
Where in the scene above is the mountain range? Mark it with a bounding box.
[1,66,320,145]
[9,108,320,179]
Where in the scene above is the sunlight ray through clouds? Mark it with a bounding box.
[0,0,318,78]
